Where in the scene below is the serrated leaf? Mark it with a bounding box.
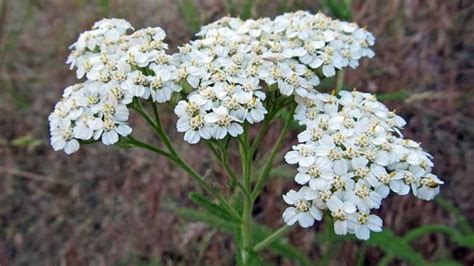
[403,224,474,249]
[175,207,311,266]
[365,229,426,266]
[189,192,241,224]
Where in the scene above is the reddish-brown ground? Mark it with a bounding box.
[0,0,473,265]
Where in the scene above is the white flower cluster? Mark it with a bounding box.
[173,11,375,143]
[282,90,443,239]
[49,19,181,154]
[49,12,442,242]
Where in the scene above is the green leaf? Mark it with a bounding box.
[268,166,295,179]
[432,260,463,266]
[435,197,473,234]
[175,207,311,266]
[322,0,352,20]
[403,224,474,249]
[11,134,42,149]
[188,192,241,224]
[364,229,426,265]
[177,0,201,33]
[376,90,411,102]
[240,0,254,20]
[175,207,238,231]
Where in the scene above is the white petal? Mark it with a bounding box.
[327,196,343,211]
[309,206,323,221]
[355,225,370,240]
[102,131,119,145]
[184,130,200,144]
[298,213,315,228]
[343,202,357,214]
[334,220,348,235]
[299,156,315,167]
[64,140,80,154]
[295,173,310,185]
[116,124,132,136]
[282,207,298,225]
[284,151,300,164]
[283,190,298,205]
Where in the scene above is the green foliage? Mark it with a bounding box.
[268,166,295,179]
[322,0,352,20]
[175,207,312,265]
[315,206,474,266]
[11,134,42,150]
[99,0,109,15]
[222,0,255,19]
[367,229,426,265]
[403,224,474,249]
[188,192,242,224]
[435,197,473,234]
[224,0,237,17]
[376,90,411,102]
[240,0,254,20]
[177,0,201,33]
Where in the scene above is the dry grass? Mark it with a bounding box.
[0,0,473,265]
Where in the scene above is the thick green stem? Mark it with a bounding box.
[253,225,291,252]
[251,104,296,201]
[239,126,253,265]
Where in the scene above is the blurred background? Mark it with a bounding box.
[0,0,473,265]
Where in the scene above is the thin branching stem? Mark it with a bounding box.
[132,100,241,221]
[251,103,296,201]
[126,136,173,159]
[253,225,291,252]
[205,141,246,195]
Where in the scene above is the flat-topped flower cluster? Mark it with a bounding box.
[174,11,374,143]
[49,18,180,153]
[49,11,443,241]
[50,11,375,151]
[282,90,443,239]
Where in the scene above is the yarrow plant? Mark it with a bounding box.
[49,11,443,264]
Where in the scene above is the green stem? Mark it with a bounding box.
[150,101,179,157]
[253,225,291,252]
[205,141,246,195]
[251,104,296,201]
[335,69,345,93]
[239,125,253,265]
[126,136,173,159]
[133,100,240,221]
[249,118,270,158]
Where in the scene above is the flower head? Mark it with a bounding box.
[282,90,442,240]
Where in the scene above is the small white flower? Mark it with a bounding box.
[285,144,316,167]
[176,113,212,144]
[415,174,443,200]
[282,187,323,228]
[350,180,382,212]
[50,121,80,155]
[327,192,357,235]
[348,212,383,240]
[204,106,243,139]
[367,165,404,198]
[295,157,333,185]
